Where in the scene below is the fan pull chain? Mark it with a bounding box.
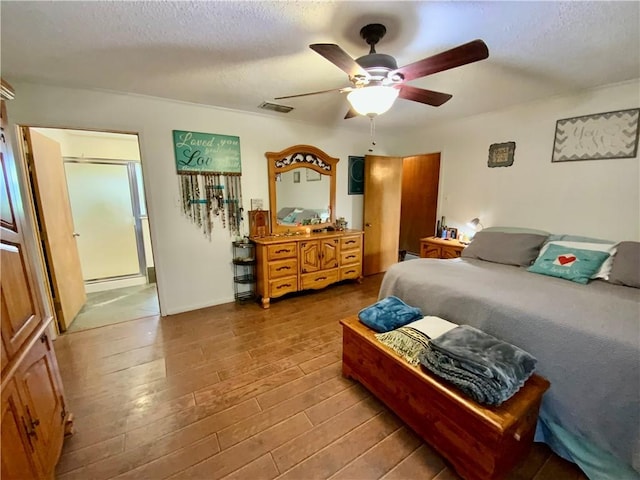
[368,116,377,152]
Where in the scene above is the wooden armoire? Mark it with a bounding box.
[1,79,71,478]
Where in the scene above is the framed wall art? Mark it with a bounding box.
[488,142,515,168]
[348,156,365,194]
[306,169,321,181]
[173,130,241,173]
[552,108,640,162]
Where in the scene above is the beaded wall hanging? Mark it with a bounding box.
[173,130,243,238]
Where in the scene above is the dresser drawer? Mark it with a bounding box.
[269,276,298,298]
[301,269,339,291]
[268,258,298,279]
[340,265,361,281]
[442,247,462,259]
[340,249,361,265]
[421,244,441,258]
[267,243,297,260]
[340,236,361,251]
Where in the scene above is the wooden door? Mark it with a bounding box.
[23,128,86,331]
[399,153,440,255]
[0,100,44,357]
[15,333,65,477]
[363,155,403,275]
[1,379,42,480]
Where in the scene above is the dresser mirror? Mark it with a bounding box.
[266,144,338,234]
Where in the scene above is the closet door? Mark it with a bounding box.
[399,153,440,255]
[363,155,403,275]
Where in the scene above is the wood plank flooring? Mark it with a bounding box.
[53,274,588,480]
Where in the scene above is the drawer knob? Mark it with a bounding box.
[315,276,327,281]
[276,266,291,271]
[276,283,291,289]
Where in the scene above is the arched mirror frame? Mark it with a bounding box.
[266,144,338,234]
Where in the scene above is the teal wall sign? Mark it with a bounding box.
[173,130,241,173]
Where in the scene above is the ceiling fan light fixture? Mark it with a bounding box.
[347,86,399,117]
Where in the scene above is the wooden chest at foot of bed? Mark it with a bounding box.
[340,315,550,480]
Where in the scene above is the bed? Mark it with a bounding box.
[378,234,640,479]
[276,207,330,226]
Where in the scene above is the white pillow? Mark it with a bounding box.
[538,241,617,280]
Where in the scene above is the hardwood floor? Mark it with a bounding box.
[53,275,588,480]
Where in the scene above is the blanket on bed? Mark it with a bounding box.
[419,325,537,405]
[379,258,640,473]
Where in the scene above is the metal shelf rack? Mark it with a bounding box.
[232,240,256,302]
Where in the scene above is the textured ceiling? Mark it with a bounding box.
[2,1,639,131]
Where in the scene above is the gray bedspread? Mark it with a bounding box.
[379,258,640,472]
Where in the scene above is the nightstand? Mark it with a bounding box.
[420,236,465,259]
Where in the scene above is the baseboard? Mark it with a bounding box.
[85,276,148,293]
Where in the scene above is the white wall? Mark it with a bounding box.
[387,80,640,241]
[7,82,379,314]
[32,128,141,160]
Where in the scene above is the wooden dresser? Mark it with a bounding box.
[420,236,465,259]
[1,80,71,479]
[253,230,363,308]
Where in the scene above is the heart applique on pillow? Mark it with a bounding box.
[556,255,577,266]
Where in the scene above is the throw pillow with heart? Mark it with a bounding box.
[528,244,611,284]
[555,254,577,266]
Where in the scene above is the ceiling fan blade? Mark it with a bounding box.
[310,44,370,78]
[392,39,489,82]
[344,107,359,119]
[274,87,345,100]
[398,85,452,107]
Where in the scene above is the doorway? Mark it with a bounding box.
[20,127,159,333]
[363,152,440,275]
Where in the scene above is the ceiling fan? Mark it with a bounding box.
[275,24,489,119]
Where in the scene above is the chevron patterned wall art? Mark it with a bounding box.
[552,108,639,162]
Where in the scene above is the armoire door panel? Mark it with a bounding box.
[0,242,40,357]
[0,153,17,231]
[16,336,65,475]
[1,99,43,357]
[1,379,42,479]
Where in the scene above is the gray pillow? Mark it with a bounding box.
[607,241,640,288]
[461,231,548,267]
